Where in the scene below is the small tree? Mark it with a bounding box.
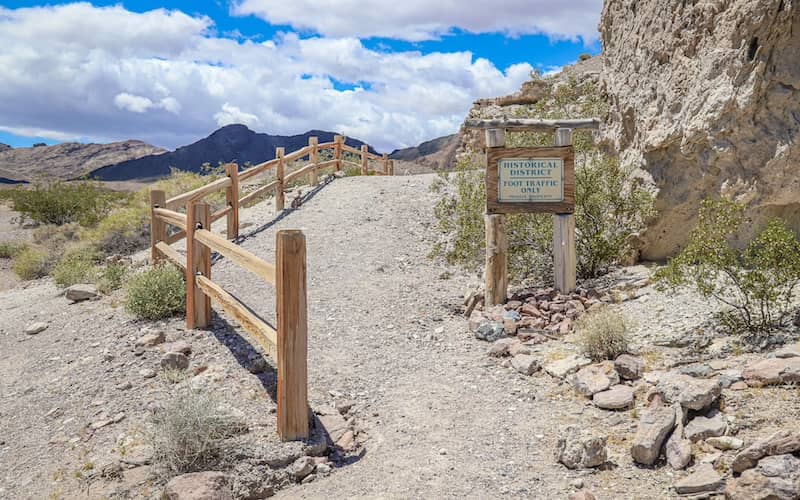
[655,199,800,339]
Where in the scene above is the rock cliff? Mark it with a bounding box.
[600,0,800,259]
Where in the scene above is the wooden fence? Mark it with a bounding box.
[149,135,392,440]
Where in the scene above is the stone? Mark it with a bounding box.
[475,322,505,342]
[706,436,744,451]
[135,331,165,347]
[673,463,723,495]
[468,311,488,332]
[315,463,332,475]
[520,303,543,317]
[656,373,721,411]
[718,369,743,388]
[555,426,607,469]
[336,429,356,451]
[773,344,800,358]
[679,363,713,378]
[571,361,620,396]
[290,457,315,480]
[631,396,676,465]
[139,368,157,379]
[743,357,800,386]
[544,355,592,379]
[23,321,48,335]
[592,384,634,410]
[730,381,748,391]
[335,399,356,415]
[161,352,189,371]
[732,430,800,473]
[614,354,644,380]
[725,454,800,500]
[162,340,191,354]
[684,412,727,442]
[164,471,232,500]
[508,342,532,356]
[247,357,268,374]
[666,428,692,470]
[510,354,539,376]
[317,411,348,443]
[568,492,596,500]
[488,337,517,357]
[65,284,99,302]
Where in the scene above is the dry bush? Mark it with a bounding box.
[12,246,49,279]
[125,265,185,320]
[150,389,246,474]
[576,308,629,361]
[0,241,27,259]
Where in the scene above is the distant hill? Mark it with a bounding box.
[389,134,459,170]
[0,141,166,183]
[88,125,378,181]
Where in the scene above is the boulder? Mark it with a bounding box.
[317,410,348,443]
[290,456,315,481]
[65,284,99,302]
[161,352,189,371]
[475,322,505,342]
[732,430,800,473]
[592,384,634,410]
[555,426,608,469]
[544,355,592,379]
[656,373,721,411]
[614,354,644,380]
[665,408,692,470]
[725,454,800,500]
[631,396,676,465]
[684,412,727,442]
[673,463,723,495]
[571,362,620,396]
[743,358,800,386]
[510,354,539,376]
[164,471,232,500]
[23,322,48,335]
[488,338,518,357]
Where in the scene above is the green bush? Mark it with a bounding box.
[2,181,124,227]
[655,199,800,339]
[52,246,101,287]
[576,308,629,361]
[0,241,27,259]
[96,262,127,294]
[125,265,186,320]
[430,74,654,283]
[12,246,49,279]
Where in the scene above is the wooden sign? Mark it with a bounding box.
[486,146,574,214]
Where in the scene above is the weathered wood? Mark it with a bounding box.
[225,163,240,240]
[382,153,389,175]
[186,202,211,329]
[340,143,361,156]
[166,176,232,209]
[464,118,601,131]
[276,230,309,440]
[239,180,279,207]
[309,137,319,186]
[194,228,276,285]
[155,241,185,271]
[238,158,279,181]
[388,160,394,176]
[485,128,506,148]
[485,146,575,214]
[361,145,369,175]
[275,147,285,212]
[485,214,508,306]
[334,135,344,172]
[554,127,577,293]
[150,190,167,265]
[195,274,277,357]
[152,207,187,230]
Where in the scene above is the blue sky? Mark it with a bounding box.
[0,1,602,151]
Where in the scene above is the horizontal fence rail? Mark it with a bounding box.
[148,135,391,441]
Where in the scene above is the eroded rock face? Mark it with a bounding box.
[600,0,800,259]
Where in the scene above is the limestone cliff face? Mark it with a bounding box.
[600,0,800,259]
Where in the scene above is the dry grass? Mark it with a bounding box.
[576,308,630,361]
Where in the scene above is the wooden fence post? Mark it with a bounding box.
[484,128,508,306]
[388,159,394,176]
[309,136,318,186]
[186,202,211,329]
[275,147,285,212]
[276,229,309,440]
[334,135,343,172]
[150,190,166,265]
[361,145,369,175]
[225,163,239,240]
[382,153,389,175]
[553,127,577,293]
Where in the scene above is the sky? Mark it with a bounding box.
[0,1,602,152]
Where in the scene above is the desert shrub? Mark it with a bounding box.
[96,263,127,294]
[576,308,629,361]
[125,265,186,320]
[430,74,654,283]
[52,245,102,287]
[150,389,246,474]
[655,199,800,339]
[2,181,124,227]
[12,246,49,279]
[578,53,593,61]
[0,241,27,259]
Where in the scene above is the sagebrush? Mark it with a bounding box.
[125,265,186,320]
[576,308,629,361]
[655,198,800,340]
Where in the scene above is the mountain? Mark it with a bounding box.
[88,125,378,181]
[0,140,166,183]
[389,134,459,170]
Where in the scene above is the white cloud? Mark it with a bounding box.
[233,0,602,43]
[0,3,536,151]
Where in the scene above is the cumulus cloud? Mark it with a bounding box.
[233,0,602,43]
[0,3,536,151]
